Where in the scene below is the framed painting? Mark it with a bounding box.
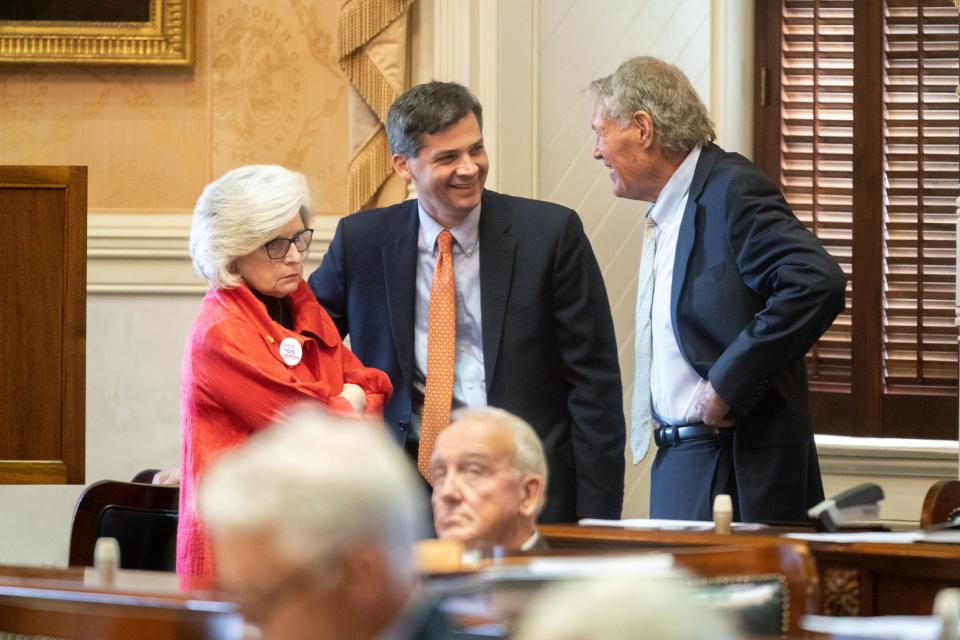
[0,0,193,66]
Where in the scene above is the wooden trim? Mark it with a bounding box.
[63,167,87,484]
[883,393,958,440]
[752,0,782,183]
[811,389,854,435]
[0,461,68,484]
[851,0,885,438]
[86,213,338,295]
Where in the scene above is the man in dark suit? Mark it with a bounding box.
[309,81,624,522]
[589,57,845,523]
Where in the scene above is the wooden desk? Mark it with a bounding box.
[0,564,242,639]
[540,524,960,617]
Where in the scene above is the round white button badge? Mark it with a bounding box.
[279,337,302,366]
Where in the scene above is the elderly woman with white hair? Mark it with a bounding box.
[178,165,392,579]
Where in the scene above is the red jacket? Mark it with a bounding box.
[176,280,392,578]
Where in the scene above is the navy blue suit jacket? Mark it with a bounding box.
[308,190,625,521]
[669,142,845,520]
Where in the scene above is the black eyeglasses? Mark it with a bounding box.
[264,228,314,259]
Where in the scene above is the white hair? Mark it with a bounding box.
[189,164,313,289]
[199,406,426,583]
[515,573,740,640]
[450,406,548,508]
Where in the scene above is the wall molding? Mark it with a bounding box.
[816,435,959,479]
[710,0,755,157]
[475,0,500,191]
[87,213,338,295]
[432,0,471,86]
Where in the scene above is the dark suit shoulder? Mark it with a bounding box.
[697,144,783,203]
[481,190,581,238]
[337,200,417,238]
[484,189,573,216]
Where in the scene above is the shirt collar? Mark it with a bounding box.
[417,201,481,258]
[648,145,702,228]
[520,530,541,552]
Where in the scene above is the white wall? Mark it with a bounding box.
[533,0,713,518]
[0,294,199,566]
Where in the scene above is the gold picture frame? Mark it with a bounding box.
[0,0,193,66]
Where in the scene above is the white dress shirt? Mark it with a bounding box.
[413,203,487,420]
[649,146,706,425]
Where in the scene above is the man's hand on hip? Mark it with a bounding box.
[696,381,735,428]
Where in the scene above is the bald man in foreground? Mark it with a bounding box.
[429,407,549,552]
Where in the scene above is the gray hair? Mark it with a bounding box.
[515,574,740,640]
[590,56,716,159]
[199,407,426,584]
[386,81,483,159]
[450,406,548,491]
[189,165,312,289]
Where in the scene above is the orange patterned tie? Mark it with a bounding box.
[418,229,457,480]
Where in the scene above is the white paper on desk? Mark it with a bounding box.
[579,518,767,532]
[802,613,953,639]
[918,529,960,544]
[526,554,675,577]
[483,554,676,582]
[785,531,923,543]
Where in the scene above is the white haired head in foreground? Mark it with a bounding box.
[199,406,426,639]
[514,573,740,640]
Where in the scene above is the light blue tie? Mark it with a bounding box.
[630,214,657,464]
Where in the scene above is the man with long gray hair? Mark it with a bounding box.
[310,81,625,523]
[590,56,844,522]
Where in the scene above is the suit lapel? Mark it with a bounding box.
[671,143,722,374]
[478,191,515,393]
[671,143,721,317]
[382,200,419,395]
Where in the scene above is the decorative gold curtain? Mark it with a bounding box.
[339,0,415,211]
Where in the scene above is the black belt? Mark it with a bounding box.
[653,420,721,448]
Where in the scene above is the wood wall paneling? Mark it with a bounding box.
[0,166,86,484]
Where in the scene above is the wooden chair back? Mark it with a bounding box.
[69,480,179,571]
[670,542,816,634]
[920,480,960,528]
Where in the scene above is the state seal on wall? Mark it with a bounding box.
[211,4,301,160]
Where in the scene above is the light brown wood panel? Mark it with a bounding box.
[0,165,86,484]
[540,523,960,617]
[0,564,241,640]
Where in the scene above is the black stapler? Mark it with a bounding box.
[808,483,884,532]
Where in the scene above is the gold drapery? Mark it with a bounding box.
[339,0,414,211]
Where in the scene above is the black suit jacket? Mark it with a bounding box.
[671,142,845,520]
[308,190,625,520]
